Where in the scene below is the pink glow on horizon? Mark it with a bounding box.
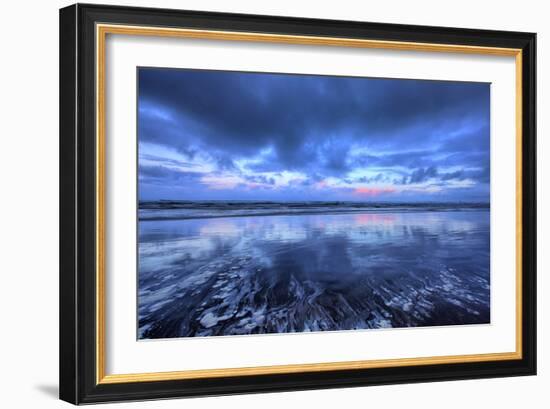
[353,186,396,196]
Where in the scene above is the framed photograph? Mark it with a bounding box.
[59,3,536,404]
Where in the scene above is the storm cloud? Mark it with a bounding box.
[138,67,490,202]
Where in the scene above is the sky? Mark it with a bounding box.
[138,68,490,202]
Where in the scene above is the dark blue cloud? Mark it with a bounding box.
[139,164,205,185]
[138,68,490,202]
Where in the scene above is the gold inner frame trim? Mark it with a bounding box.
[95,23,523,385]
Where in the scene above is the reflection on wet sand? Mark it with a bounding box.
[138,210,490,339]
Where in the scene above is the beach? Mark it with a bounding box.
[138,202,490,339]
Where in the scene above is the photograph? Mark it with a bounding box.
[54,2,536,404]
[137,68,491,339]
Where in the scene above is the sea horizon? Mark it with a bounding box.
[138,200,490,222]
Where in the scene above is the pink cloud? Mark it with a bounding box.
[315,180,328,189]
[353,186,396,196]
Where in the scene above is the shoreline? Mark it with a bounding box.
[139,206,490,222]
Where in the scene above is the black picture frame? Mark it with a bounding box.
[60,3,536,404]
